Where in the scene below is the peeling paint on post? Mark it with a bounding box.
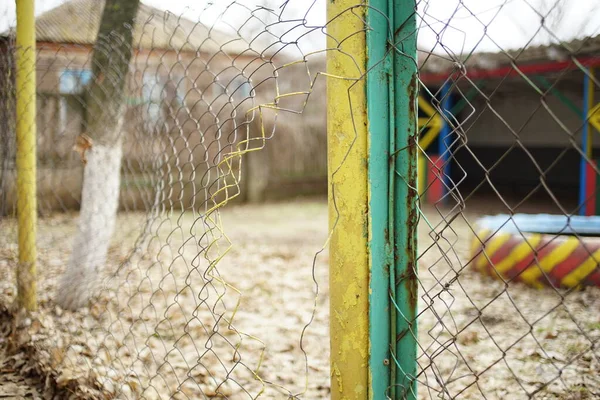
[328,0,418,397]
[366,0,392,398]
[392,0,419,398]
[327,1,369,399]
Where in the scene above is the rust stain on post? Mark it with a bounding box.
[405,77,419,311]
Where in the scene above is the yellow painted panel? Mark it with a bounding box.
[519,237,579,287]
[492,234,542,275]
[417,96,443,151]
[327,1,369,399]
[418,154,426,196]
[470,229,491,259]
[475,233,511,272]
[561,248,600,288]
[418,95,437,117]
[589,102,600,133]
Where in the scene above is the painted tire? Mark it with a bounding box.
[470,215,600,288]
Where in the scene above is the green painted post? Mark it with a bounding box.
[391,0,419,398]
[366,0,392,397]
[366,0,418,398]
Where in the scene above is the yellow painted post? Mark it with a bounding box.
[327,1,369,399]
[15,0,37,311]
[418,154,426,197]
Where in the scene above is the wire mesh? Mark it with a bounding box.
[412,1,600,398]
[1,0,331,398]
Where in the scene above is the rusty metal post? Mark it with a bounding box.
[391,0,419,398]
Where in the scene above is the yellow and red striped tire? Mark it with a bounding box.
[470,229,600,288]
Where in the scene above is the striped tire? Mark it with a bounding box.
[470,228,600,288]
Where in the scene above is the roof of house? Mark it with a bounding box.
[419,34,600,82]
[31,0,260,55]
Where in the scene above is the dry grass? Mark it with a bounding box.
[0,200,599,399]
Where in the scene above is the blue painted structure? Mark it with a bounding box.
[438,82,452,197]
[579,70,591,216]
[477,213,600,235]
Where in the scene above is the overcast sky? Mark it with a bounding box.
[1,0,599,55]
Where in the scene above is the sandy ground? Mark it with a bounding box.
[0,199,599,399]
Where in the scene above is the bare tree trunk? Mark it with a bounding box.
[57,0,140,310]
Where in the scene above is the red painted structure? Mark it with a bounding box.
[420,56,600,84]
[426,155,444,204]
[586,161,597,216]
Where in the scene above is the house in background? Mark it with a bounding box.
[29,0,269,163]
[0,0,328,214]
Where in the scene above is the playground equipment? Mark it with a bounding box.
[417,88,449,204]
[417,82,479,204]
[420,68,599,213]
[471,214,600,288]
[579,68,598,216]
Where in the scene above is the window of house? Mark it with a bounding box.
[58,95,85,137]
[231,76,252,99]
[59,97,67,133]
[58,69,90,135]
[142,73,164,127]
[59,68,92,94]
[171,72,187,104]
